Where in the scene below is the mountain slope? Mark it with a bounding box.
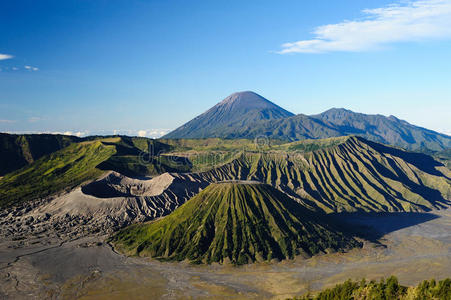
[228,113,343,140]
[111,182,360,264]
[162,91,451,152]
[0,133,80,176]
[0,137,191,208]
[152,136,451,213]
[228,109,451,151]
[163,91,294,139]
[0,140,116,208]
[2,135,449,213]
[312,108,451,151]
[179,136,451,213]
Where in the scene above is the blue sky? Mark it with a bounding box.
[1,0,450,137]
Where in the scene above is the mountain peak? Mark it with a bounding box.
[223,90,260,100]
[321,108,354,115]
[163,92,294,139]
[216,91,278,109]
[163,92,450,151]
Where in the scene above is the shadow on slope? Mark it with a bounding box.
[111,183,361,265]
[81,176,131,198]
[331,211,440,242]
[361,137,449,178]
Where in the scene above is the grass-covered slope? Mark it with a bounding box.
[194,136,451,213]
[0,136,190,208]
[159,138,280,172]
[0,133,80,176]
[0,133,186,178]
[0,140,116,207]
[95,136,191,176]
[110,183,360,264]
[1,134,449,213]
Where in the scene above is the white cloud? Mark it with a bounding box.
[25,65,39,71]
[3,130,89,137]
[3,129,172,139]
[110,129,171,138]
[63,131,85,137]
[278,0,451,54]
[0,54,13,60]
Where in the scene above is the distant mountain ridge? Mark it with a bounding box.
[163,92,451,152]
[312,108,451,151]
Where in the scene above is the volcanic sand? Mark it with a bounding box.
[1,208,450,299]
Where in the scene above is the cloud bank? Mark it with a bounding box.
[2,129,172,139]
[279,0,451,54]
[136,129,171,138]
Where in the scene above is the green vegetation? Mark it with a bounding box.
[1,134,449,213]
[0,133,80,175]
[277,136,350,152]
[159,138,262,151]
[159,137,289,172]
[291,276,451,300]
[173,150,240,172]
[160,137,351,172]
[96,136,191,176]
[0,140,116,207]
[0,136,191,207]
[98,154,190,176]
[193,136,451,213]
[110,183,360,264]
[162,136,351,155]
[161,137,281,153]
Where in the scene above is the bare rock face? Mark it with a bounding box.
[81,172,174,198]
[81,171,205,198]
[0,171,211,248]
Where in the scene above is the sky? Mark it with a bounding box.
[1,0,451,137]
